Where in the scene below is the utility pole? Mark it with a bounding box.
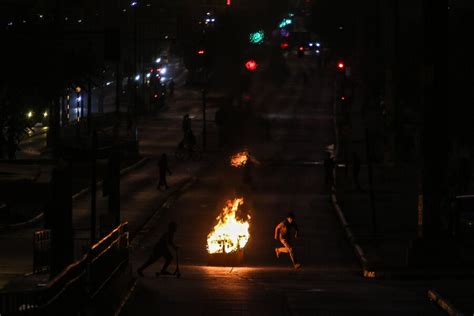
[365,128,377,240]
[202,88,207,150]
[90,130,98,244]
[132,4,138,128]
[421,0,445,239]
[87,79,93,135]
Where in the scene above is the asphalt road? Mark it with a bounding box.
[120,55,443,315]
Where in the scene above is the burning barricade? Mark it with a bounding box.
[207,197,251,266]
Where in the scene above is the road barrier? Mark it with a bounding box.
[0,222,129,316]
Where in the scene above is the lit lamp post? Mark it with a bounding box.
[131,1,138,128]
[75,86,82,122]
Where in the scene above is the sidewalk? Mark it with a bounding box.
[333,106,474,277]
[0,155,210,291]
[0,80,223,292]
[335,162,419,271]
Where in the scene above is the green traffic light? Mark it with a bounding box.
[249,30,264,44]
[278,18,292,29]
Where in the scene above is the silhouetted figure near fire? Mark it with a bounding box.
[157,153,172,190]
[274,212,301,270]
[137,222,178,276]
[242,151,260,189]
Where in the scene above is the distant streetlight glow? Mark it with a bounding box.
[130,1,138,7]
[160,67,167,75]
[27,111,33,119]
[134,74,141,81]
[43,111,48,118]
[155,57,161,63]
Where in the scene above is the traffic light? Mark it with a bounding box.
[197,49,205,55]
[280,42,289,49]
[249,30,265,45]
[337,62,345,70]
[245,60,258,71]
[297,46,304,58]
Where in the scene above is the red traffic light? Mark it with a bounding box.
[245,60,258,71]
[197,49,205,55]
[337,62,345,69]
[341,96,346,101]
[280,42,289,49]
[298,46,304,51]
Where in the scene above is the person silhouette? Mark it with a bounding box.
[137,222,179,276]
[274,212,301,270]
[157,153,172,190]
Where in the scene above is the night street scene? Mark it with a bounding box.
[0,0,461,315]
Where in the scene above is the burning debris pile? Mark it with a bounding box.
[207,197,251,255]
[230,151,249,168]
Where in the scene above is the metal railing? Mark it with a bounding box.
[0,222,129,316]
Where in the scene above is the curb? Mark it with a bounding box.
[330,192,376,279]
[331,90,376,278]
[0,157,149,232]
[129,176,197,250]
[428,289,465,316]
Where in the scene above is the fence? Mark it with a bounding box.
[0,222,129,316]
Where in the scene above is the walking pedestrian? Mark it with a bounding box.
[274,212,301,270]
[324,151,335,191]
[157,153,172,190]
[137,222,179,276]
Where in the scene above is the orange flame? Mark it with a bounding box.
[207,198,251,254]
[230,151,249,168]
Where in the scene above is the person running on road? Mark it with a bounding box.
[137,221,179,276]
[157,153,172,190]
[274,212,301,270]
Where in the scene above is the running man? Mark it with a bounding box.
[274,212,301,270]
